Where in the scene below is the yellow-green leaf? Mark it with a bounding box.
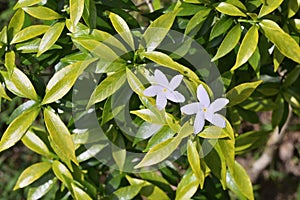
[258,0,284,18]
[22,129,51,157]
[231,25,259,71]
[109,12,134,49]
[187,140,204,188]
[8,9,25,37]
[87,71,126,108]
[23,6,62,20]
[2,68,39,101]
[42,59,96,105]
[11,25,49,44]
[0,107,40,152]
[259,19,300,63]
[126,68,145,96]
[114,184,145,200]
[38,22,65,56]
[216,2,247,17]
[13,162,51,190]
[4,51,15,77]
[273,47,284,72]
[13,0,41,9]
[211,24,242,61]
[27,178,57,200]
[175,169,200,200]
[70,0,85,30]
[185,8,211,35]
[52,160,73,188]
[71,183,93,200]
[44,108,78,168]
[0,83,11,101]
[226,80,263,106]
[288,0,300,18]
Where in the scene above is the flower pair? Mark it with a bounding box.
[143,69,229,134]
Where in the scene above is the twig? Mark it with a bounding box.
[249,105,293,182]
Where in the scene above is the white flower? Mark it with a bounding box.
[181,84,229,134]
[143,69,185,110]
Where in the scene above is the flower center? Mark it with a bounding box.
[203,107,207,112]
[162,88,168,93]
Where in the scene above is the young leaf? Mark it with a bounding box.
[4,50,15,77]
[2,68,39,101]
[226,80,263,106]
[38,22,65,57]
[13,0,41,9]
[211,24,242,61]
[42,59,96,105]
[216,2,247,17]
[175,169,200,200]
[22,129,51,157]
[258,0,284,18]
[259,19,300,63]
[23,6,62,20]
[185,8,211,35]
[13,162,51,190]
[0,107,40,152]
[231,25,259,71]
[44,108,78,168]
[11,25,50,44]
[187,140,204,188]
[70,0,85,30]
[87,71,126,108]
[142,10,180,51]
[109,12,134,49]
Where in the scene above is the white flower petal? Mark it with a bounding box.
[154,69,169,86]
[143,85,161,97]
[169,75,183,90]
[166,91,185,103]
[208,113,226,128]
[197,84,210,107]
[209,98,229,112]
[194,112,205,134]
[156,94,167,110]
[181,102,201,115]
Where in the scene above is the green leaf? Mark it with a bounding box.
[283,65,300,87]
[70,0,85,30]
[13,162,51,190]
[273,47,284,72]
[187,140,204,188]
[112,134,126,171]
[258,0,284,18]
[71,183,93,200]
[133,122,163,146]
[42,59,96,105]
[16,38,62,53]
[0,106,40,152]
[219,138,235,171]
[109,12,134,49]
[211,24,242,61]
[2,68,39,101]
[0,26,7,45]
[198,126,229,139]
[0,83,11,101]
[11,25,49,44]
[126,68,145,96]
[130,109,165,125]
[77,144,108,162]
[288,0,300,18]
[226,80,263,106]
[22,129,51,157]
[226,162,254,200]
[175,169,200,200]
[185,8,211,35]
[8,9,25,38]
[259,19,300,63]
[28,178,57,200]
[82,0,97,29]
[113,184,144,200]
[272,96,285,127]
[249,47,261,76]
[23,6,62,20]
[8,100,37,123]
[4,51,15,77]
[142,10,180,51]
[13,0,41,9]
[145,126,175,151]
[209,16,234,41]
[231,25,259,71]
[44,108,78,169]
[52,160,73,188]
[87,71,126,108]
[216,2,247,17]
[37,22,65,56]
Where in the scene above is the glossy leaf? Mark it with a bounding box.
[87,71,126,108]
[27,178,57,200]
[14,0,41,9]
[259,19,300,63]
[23,6,62,20]
[38,22,65,56]
[42,59,96,105]
[2,68,39,101]
[113,184,144,200]
[133,122,163,146]
[22,129,51,157]
[11,25,49,44]
[209,16,234,41]
[232,25,259,71]
[273,47,284,72]
[52,160,73,188]
[16,38,62,53]
[226,80,263,106]
[288,0,300,18]
[77,144,108,162]
[211,24,242,61]
[70,0,85,29]
[175,169,200,200]
[4,51,15,77]
[13,162,51,190]
[0,83,11,101]
[44,108,78,168]
[0,106,40,152]
[258,0,283,18]
[109,12,134,49]
[198,126,229,139]
[71,183,93,200]
[216,2,247,17]
[0,26,7,45]
[131,109,165,125]
[187,140,204,188]
[143,10,180,51]
[185,8,211,35]
[126,68,145,96]
[8,9,25,37]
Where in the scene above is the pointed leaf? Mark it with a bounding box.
[52,160,73,188]
[28,178,57,200]
[231,25,259,71]
[14,0,41,9]
[211,24,242,61]
[209,16,234,41]
[14,162,51,190]
[0,107,40,152]
[70,0,85,29]
[77,144,108,162]
[175,169,200,200]
[5,50,15,76]
[185,8,211,35]
[258,0,284,18]
[216,2,247,17]
[113,184,144,200]
[37,22,65,56]
[0,83,11,101]
[71,183,93,200]
[187,140,204,188]
[11,25,49,44]
[16,38,62,53]
[23,6,62,20]
[8,9,25,37]
[126,68,145,96]
[273,47,284,72]
[22,129,51,157]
